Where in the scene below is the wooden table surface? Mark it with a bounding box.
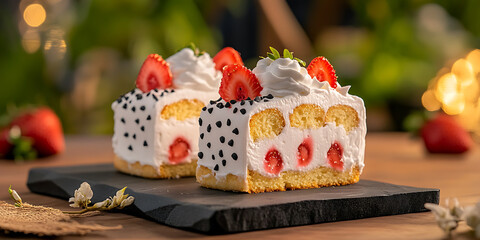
[0,133,479,239]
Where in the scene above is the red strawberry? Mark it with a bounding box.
[0,128,12,158]
[297,137,313,167]
[307,56,338,88]
[9,107,64,156]
[219,64,263,102]
[327,141,343,171]
[136,54,173,93]
[213,47,244,72]
[420,114,472,153]
[168,137,190,164]
[264,148,283,175]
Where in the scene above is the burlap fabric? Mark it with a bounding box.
[0,201,121,236]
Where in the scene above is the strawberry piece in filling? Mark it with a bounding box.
[327,141,344,171]
[168,137,191,164]
[297,137,313,168]
[264,147,283,175]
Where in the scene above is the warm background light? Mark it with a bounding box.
[423,49,480,134]
[23,3,46,27]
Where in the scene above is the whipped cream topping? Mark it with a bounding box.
[253,58,326,98]
[166,48,222,91]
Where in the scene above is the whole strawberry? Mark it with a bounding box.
[8,107,65,157]
[420,114,473,154]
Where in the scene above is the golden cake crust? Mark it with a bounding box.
[196,164,360,193]
[114,155,197,179]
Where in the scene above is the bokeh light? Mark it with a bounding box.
[21,29,41,53]
[23,3,46,27]
[423,49,480,133]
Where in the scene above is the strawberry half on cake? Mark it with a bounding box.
[196,48,366,193]
[112,46,243,178]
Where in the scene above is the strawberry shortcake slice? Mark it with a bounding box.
[196,48,366,193]
[112,45,243,178]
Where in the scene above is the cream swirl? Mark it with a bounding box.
[166,48,222,91]
[253,58,327,97]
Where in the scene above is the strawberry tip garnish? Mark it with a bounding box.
[307,56,338,88]
[213,47,244,72]
[136,54,173,93]
[218,64,263,102]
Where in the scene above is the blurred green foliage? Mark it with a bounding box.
[1,0,480,133]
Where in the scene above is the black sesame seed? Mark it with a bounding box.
[128,145,133,151]
[222,160,226,166]
[207,124,212,132]
[210,100,216,105]
[129,100,132,103]
[121,118,125,123]
[130,89,135,94]
[230,100,237,104]
[240,100,245,105]
[143,141,148,147]
[136,94,143,100]
[123,103,127,109]
[131,106,136,112]
[154,89,159,92]
[228,139,234,147]
[140,105,146,111]
[202,106,207,111]
[146,115,151,120]
[216,121,222,128]
[216,103,224,109]
[220,136,225,143]
[246,97,251,100]
[240,109,246,114]
[135,118,140,124]
[225,102,231,108]
[266,94,274,99]
[232,128,239,135]
[146,92,151,97]
[160,93,164,97]
[226,119,231,126]
[133,134,136,139]
[163,89,168,93]
[116,98,122,103]
[264,100,269,102]
[255,96,261,102]
[207,142,211,148]
[171,89,175,93]
[198,152,204,159]
[141,126,145,131]
[232,153,238,160]
[124,132,129,137]
[208,108,214,114]
[212,154,215,160]
[125,96,129,101]
[200,133,204,139]
[249,100,254,105]
[214,164,219,171]
[216,97,222,101]
[199,118,203,126]
[152,95,158,101]
[219,150,224,157]
[233,108,238,113]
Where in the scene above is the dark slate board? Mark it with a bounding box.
[27,163,439,234]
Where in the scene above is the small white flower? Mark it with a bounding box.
[425,199,463,234]
[92,198,111,209]
[69,182,93,208]
[463,202,480,238]
[119,196,135,209]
